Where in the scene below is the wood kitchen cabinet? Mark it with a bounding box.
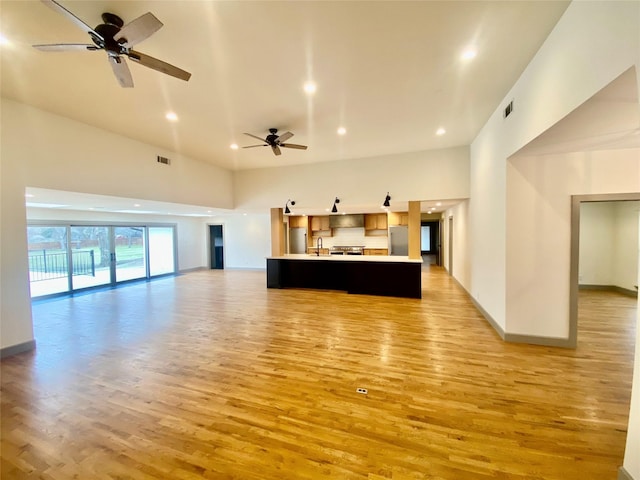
[363,248,389,256]
[310,216,331,235]
[388,212,409,226]
[289,216,307,228]
[364,213,388,235]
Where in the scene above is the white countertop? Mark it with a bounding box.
[267,254,423,263]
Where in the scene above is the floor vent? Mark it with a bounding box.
[157,155,171,165]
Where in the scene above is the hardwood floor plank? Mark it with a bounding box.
[1,267,635,479]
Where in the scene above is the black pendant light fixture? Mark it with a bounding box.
[331,197,340,213]
[383,192,391,207]
[284,199,295,214]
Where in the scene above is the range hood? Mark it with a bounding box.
[329,214,364,228]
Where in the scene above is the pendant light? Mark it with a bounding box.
[331,197,340,213]
[383,192,391,207]
[284,199,295,214]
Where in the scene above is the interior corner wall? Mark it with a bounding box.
[469,1,640,336]
[206,214,271,270]
[579,202,616,286]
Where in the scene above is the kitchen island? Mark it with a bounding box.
[266,254,422,299]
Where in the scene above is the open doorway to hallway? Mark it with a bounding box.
[209,225,224,269]
[570,195,639,347]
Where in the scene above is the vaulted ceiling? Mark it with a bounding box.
[1,0,571,173]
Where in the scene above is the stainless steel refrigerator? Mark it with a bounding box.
[389,225,408,255]
[290,228,307,254]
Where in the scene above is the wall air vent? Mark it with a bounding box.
[504,100,514,118]
[157,155,171,165]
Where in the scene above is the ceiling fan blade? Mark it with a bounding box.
[109,55,134,88]
[115,12,163,48]
[33,43,98,52]
[127,50,191,81]
[272,145,282,156]
[277,131,294,143]
[244,133,268,143]
[242,145,268,149]
[281,143,308,150]
[40,0,103,40]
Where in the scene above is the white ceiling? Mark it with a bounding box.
[1,0,571,173]
[10,2,637,218]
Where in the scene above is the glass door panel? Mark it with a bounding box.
[69,226,112,289]
[148,227,175,276]
[114,226,147,282]
[27,226,70,297]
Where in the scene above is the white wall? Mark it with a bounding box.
[506,148,640,339]
[470,0,640,334]
[26,208,208,272]
[579,202,616,285]
[613,201,640,292]
[624,237,640,477]
[443,200,471,290]
[208,214,271,270]
[580,201,640,291]
[1,98,235,350]
[234,146,470,211]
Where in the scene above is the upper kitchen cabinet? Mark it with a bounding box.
[364,213,388,236]
[289,216,307,228]
[310,215,331,236]
[388,212,409,226]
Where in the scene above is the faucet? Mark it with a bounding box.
[316,237,323,256]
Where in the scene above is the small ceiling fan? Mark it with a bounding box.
[32,0,191,88]
[243,129,308,156]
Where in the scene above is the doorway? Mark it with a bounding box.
[570,194,640,346]
[209,225,224,269]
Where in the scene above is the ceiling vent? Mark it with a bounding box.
[157,155,171,165]
[504,100,514,118]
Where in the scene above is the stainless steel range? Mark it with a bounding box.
[329,246,365,255]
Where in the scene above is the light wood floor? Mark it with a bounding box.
[1,266,636,479]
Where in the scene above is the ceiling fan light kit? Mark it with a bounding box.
[33,0,192,88]
[243,128,308,156]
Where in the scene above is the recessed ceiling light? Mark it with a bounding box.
[303,81,317,95]
[436,202,442,206]
[337,127,347,135]
[230,143,239,150]
[0,34,10,46]
[436,128,446,136]
[25,193,34,198]
[461,47,477,61]
[134,204,141,207]
[165,112,178,121]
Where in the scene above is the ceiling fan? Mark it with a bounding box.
[32,0,191,88]
[243,129,308,156]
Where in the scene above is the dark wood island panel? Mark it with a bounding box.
[267,258,421,299]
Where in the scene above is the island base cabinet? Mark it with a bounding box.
[267,258,421,299]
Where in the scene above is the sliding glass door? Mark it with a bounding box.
[69,226,112,290]
[27,226,70,297]
[114,226,147,282]
[28,223,176,298]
